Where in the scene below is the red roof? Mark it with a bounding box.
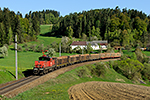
[71,41,87,45]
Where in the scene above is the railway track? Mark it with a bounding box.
[0,76,40,96]
[0,58,120,98]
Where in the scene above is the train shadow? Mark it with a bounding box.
[22,69,34,77]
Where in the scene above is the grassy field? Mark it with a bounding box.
[0,25,66,84]
[10,63,133,100]
[1,25,150,99]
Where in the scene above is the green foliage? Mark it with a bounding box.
[135,48,148,63]
[17,45,22,52]
[0,8,40,46]
[65,26,74,38]
[141,63,150,80]
[86,43,93,54]
[29,44,37,52]
[51,42,59,52]
[76,69,88,78]
[36,44,44,52]
[115,59,144,80]
[81,33,87,41]
[47,48,56,57]
[0,45,8,57]
[91,62,106,77]
[106,44,115,53]
[130,52,137,60]
[61,36,71,53]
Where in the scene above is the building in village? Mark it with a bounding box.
[70,41,108,50]
[70,41,87,50]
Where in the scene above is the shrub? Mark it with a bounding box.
[17,45,22,52]
[120,54,128,60]
[51,42,58,52]
[117,59,144,80]
[29,44,37,52]
[135,48,148,63]
[36,44,44,52]
[0,46,8,57]
[91,62,106,77]
[23,43,28,48]
[4,44,9,49]
[76,69,87,78]
[47,48,56,57]
[141,63,150,80]
[24,47,29,52]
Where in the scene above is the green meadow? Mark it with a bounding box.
[10,63,133,100]
[0,25,150,100]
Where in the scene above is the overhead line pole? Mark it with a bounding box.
[15,35,18,80]
[59,43,61,57]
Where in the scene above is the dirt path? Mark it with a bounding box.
[68,81,150,100]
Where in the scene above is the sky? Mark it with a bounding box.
[1,0,150,17]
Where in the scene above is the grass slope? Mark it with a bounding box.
[0,25,63,84]
[10,63,132,100]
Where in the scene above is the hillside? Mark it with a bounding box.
[10,62,134,100]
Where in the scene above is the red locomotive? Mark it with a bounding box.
[33,52,121,75]
[33,51,56,75]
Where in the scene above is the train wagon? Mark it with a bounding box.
[56,56,69,67]
[90,54,100,60]
[69,55,80,64]
[80,54,90,62]
[33,52,121,75]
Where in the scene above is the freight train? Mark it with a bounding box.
[33,52,121,75]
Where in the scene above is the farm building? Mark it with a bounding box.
[70,41,87,50]
[71,41,108,50]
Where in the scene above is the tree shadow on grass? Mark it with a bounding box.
[40,32,62,38]
[22,69,34,77]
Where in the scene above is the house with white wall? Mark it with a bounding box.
[71,41,108,50]
[71,41,87,50]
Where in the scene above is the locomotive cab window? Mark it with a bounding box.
[39,57,50,61]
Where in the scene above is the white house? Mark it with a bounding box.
[71,41,87,50]
[71,41,108,50]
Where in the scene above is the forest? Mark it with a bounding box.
[0,6,150,48]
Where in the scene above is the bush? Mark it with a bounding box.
[23,43,28,48]
[51,42,58,52]
[4,44,9,49]
[47,48,56,57]
[24,47,29,52]
[120,55,128,60]
[0,46,8,57]
[91,62,106,77]
[29,44,37,52]
[17,45,22,52]
[135,48,148,63]
[76,69,87,78]
[141,63,150,80]
[117,59,144,80]
[36,44,44,52]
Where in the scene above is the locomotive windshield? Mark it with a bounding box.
[39,57,50,61]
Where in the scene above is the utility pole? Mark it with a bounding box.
[15,35,18,80]
[59,43,61,57]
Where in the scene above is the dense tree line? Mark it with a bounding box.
[1,6,150,48]
[51,6,150,48]
[0,7,40,47]
[25,10,60,25]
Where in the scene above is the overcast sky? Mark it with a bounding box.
[1,0,150,17]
